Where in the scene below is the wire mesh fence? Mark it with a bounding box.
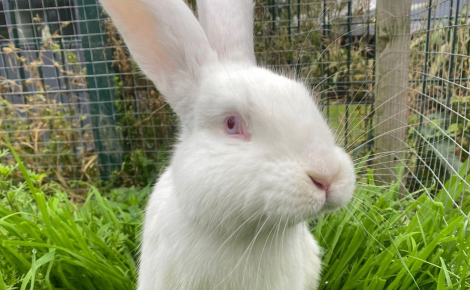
[0,0,174,189]
[0,0,469,202]
[408,0,470,192]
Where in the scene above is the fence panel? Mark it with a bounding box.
[0,0,469,196]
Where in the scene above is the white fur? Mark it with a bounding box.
[99,0,356,289]
[197,0,256,64]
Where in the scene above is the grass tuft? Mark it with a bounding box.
[0,145,148,290]
[314,167,470,289]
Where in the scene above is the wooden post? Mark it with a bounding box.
[373,0,412,184]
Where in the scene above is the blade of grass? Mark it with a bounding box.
[20,249,56,290]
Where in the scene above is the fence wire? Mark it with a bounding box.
[0,0,469,206]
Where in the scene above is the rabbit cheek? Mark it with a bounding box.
[258,163,327,223]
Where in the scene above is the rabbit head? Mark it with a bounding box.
[100,0,355,234]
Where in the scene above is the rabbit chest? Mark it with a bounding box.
[137,171,322,290]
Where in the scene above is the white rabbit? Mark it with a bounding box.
[99,0,356,289]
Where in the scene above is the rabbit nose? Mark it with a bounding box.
[306,172,331,192]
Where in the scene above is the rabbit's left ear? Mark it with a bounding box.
[99,0,217,126]
[197,0,256,65]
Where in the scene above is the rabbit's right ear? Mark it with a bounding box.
[197,0,256,65]
[100,0,217,124]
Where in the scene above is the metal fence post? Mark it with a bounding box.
[76,0,123,178]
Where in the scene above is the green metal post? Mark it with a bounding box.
[345,0,352,148]
[77,0,123,179]
[415,0,433,180]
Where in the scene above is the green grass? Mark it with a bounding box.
[0,147,469,289]
[315,168,470,289]
[0,146,148,290]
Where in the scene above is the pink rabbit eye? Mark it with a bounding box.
[225,116,241,134]
[227,117,236,130]
[223,115,250,140]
